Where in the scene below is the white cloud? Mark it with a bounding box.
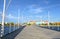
[29,8,42,14]
[23,5,43,14]
[7,14,15,19]
[6,14,20,19]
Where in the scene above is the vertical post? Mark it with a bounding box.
[40,16,42,26]
[22,15,23,26]
[48,11,50,29]
[18,9,20,29]
[14,23,15,31]
[1,0,6,37]
[58,25,59,31]
[9,23,11,33]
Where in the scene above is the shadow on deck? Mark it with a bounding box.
[1,26,26,39]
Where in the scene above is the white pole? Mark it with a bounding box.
[48,11,50,28]
[22,15,23,25]
[1,0,6,37]
[40,16,42,26]
[18,9,20,29]
[6,0,12,10]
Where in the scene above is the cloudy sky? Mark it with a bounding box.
[0,0,60,23]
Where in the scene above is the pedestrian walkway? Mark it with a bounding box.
[15,26,60,39]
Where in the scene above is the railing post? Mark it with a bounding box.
[9,23,11,33]
[14,24,15,31]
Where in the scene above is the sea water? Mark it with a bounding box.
[40,26,60,31]
[0,26,19,37]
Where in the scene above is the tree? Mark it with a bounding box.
[10,22,14,26]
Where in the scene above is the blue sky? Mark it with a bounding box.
[0,0,60,23]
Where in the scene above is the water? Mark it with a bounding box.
[0,26,60,37]
[39,26,60,31]
[4,26,19,35]
[0,26,19,37]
